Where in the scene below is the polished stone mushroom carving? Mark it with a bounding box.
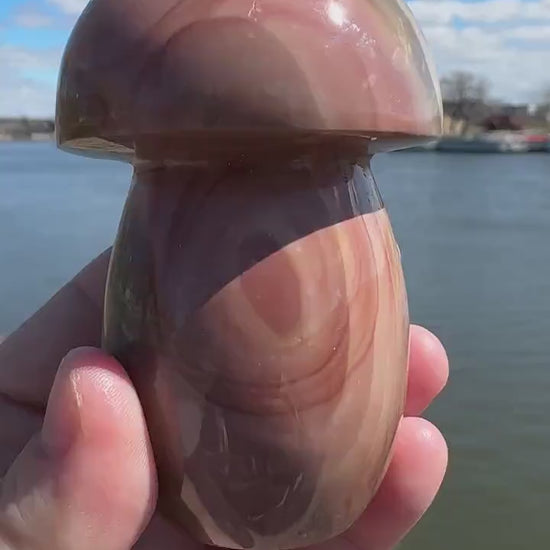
[56,1,442,549]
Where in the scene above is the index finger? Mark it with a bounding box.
[0,249,111,408]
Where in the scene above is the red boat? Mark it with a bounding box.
[521,132,550,152]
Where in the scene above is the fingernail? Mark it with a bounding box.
[41,350,83,459]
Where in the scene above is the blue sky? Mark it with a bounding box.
[1,0,549,117]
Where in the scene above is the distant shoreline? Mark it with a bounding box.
[0,118,55,142]
[0,134,54,143]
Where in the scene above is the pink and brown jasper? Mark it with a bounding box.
[103,157,409,549]
[55,1,442,549]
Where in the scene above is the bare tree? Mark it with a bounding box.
[440,71,491,133]
[441,71,489,103]
[535,84,550,124]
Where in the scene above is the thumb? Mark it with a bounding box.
[0,347,157,550]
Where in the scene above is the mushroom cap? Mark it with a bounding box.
[55,0,442,160]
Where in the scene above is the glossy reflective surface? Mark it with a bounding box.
[56,0,442,158]
[55,0,440,547]
[103,146,409,549]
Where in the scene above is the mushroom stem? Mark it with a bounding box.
[103,140,408,549]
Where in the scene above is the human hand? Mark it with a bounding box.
[0,250,448,550]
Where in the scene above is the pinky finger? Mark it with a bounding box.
[342,417,448,550]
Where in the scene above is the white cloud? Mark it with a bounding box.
[47,0,89,16]
[409,0,550,25]
[0,46,61,118]
[0,76,57,118]
[407,1,550,102]
[424,25,504,62]
[0,45,61,72]
[14,11,54,28]
[420,21,550,102]
[507,25,550,41]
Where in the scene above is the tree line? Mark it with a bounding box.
[440,71,550,131]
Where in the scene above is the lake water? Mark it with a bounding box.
[2,142,550,549]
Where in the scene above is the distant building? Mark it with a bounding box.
[534,105,550,124]
[481,114,522,132]
[442,101,550,135]
[498,105,530,119]
[443,100,493,126]
[0,118,54,140]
